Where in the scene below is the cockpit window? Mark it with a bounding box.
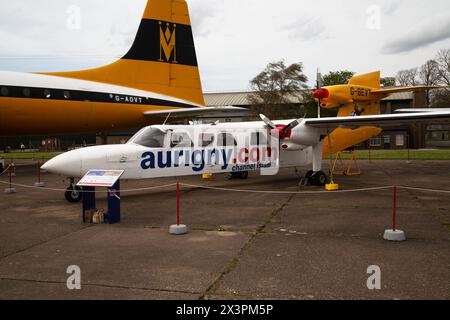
[130,127,166,148]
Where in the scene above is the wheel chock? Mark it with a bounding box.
[325,183,339,191]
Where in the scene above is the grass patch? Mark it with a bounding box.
[0,151,62,160]
[335,149,450,160]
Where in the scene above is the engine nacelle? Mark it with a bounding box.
[287,124,322,147]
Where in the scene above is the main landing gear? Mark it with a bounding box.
[227,171,249,180]
[65,178,83,203]
[301,170,329,187]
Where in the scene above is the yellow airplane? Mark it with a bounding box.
[0,0,243,136]
[312,71,443,155]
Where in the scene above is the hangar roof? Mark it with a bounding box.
[204,91,413,107]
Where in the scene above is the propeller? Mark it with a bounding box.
[259,114,305,140]
[312,70,327,117]
[259,114,276,130]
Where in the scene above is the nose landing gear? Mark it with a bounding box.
[65,178,83,203]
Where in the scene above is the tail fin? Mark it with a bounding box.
[42,0,205,106]
[348,71,380,89]
[337,71,382,117]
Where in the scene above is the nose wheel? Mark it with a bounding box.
[65,178,83,203]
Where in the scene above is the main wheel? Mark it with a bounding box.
[305,170,314,179]
[238,171,249,180]
[228,171,249,180]
[65,186,83,203]
[311,171,329,186]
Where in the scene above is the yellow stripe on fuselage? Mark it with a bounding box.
[0,97,183,135]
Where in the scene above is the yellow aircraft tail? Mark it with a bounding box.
[348,70,381,89]
[336,71,382,117]
[41,0,205,106]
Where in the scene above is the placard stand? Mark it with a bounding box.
[78,170,124,225]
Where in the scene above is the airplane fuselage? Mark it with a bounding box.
[0,71,202,136]
[42,121,323,179]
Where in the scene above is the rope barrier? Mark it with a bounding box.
[1,163,450,195]
[178,183,392,194]
[397,185,450,194]
[0,165,10,177]
[0,178,177,193]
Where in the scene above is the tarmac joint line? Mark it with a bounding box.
[199,194,295,300]
[0,277,201,296]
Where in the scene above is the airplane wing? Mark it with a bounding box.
[395,108,450,113]
[371,85,445,95]
[143,106,253,119]
[304,111,450,130]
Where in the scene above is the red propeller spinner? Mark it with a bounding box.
[312,88,329,100]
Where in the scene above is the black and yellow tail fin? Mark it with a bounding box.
[41,0,205,106]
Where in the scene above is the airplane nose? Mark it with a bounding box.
[313,88,330,100]
[41,150,82,177]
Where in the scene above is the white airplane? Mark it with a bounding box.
[42,110,450,202]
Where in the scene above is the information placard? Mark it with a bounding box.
[77,170,124,188]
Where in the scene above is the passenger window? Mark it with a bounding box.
[200,133,215,147]
[251,132,268,146]
[171,132,193,148]
[217,133,237,147]
[23,88,31,97]
[64,91,71,99]
[44,90,51,99]
[1,87,9,96]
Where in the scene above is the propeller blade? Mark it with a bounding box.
[282,115,307,133]
[259,114,276,129]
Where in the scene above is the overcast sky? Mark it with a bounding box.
[0,0,449,91]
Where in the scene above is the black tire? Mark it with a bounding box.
[305,170,314,179]
[65,186,83,203]
[312,171,328,186]
[239,171,249,180]
[228,171,249,180]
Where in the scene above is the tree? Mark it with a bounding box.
[249,60,308,119]
[432,49,450,107]
[321,70,355,87]
[381,77,396,87]
[419,60,440,106]
[436,49,450,85]
[396,68,418,86]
